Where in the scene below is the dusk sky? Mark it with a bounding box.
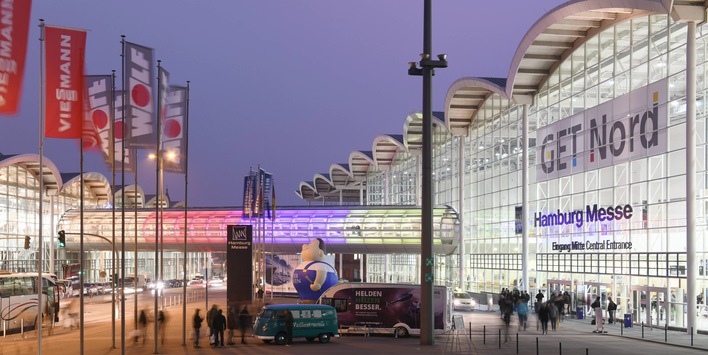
[4,0,567,207]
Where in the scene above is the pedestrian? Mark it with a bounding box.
[226,305,237,345]
[591,296,604,332]
[548,301,558,331]
[535,290,544,313]
[501,294,513,342]
[239,305,250,344]
[517,298,528,331]
[538,303,549,334]
[284,309,294,346]
[136,309,148,344]
[193,309,204,348]
[158,310,167,345]
[206,304,218,345]
[607,297,617,324]
[213,309,227,347]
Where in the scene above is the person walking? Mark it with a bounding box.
[517,298,528,331]
[535,290,544,313]
[158,310,167,345]
[538,302,549,334]
[607,297,617,324]
[226,305,237,345]
[239,305,250,344]
[136,309,148,344]
[548,301,558,331]
[592,296,604,332]
[284,309,294,346]
[193,309,204,348]
[206,304,219,346]
[501,294,513,342]
[213,309,227,347]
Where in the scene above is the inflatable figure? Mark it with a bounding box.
[292,238,338,303]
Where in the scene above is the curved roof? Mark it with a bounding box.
[506,0,672,98]
[348,150,375,181]
[145,193,170,208]
[402,111,447,154]
[329,163,354,186]
[372,134,406,170]
[298,181,318,200]
[313,173,335,196]
[115,184,145,207]
[61,172,112,204]
[0,153,63,195]
[443,78,508,136]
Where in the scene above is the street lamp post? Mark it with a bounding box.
[407,0,446,346]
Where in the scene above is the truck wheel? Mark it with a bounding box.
[395,326,409,338]
[305,337,316,342]
[319,333,330,343]
[275,332,287,345]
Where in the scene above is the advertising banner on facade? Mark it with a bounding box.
[227,225,253,304]
[536,78,668,182]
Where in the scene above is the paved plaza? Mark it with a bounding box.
[3,290,708,354]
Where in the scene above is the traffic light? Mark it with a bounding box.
[58,230,66,248]
[23,236,30,250]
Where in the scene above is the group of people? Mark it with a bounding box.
[192,304,250,348]
[498,288,575,338]
[133,308,168,344]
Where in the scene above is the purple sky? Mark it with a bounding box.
[4,0,566,207]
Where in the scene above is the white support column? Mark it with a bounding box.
[457,136,465,291]
[360,256,364,282]
[686,19,698,333]
[338,254,343,279]
[416,155,422,206]
[360,183,364,205]
[49,195,55,274]
[384,170,390,205]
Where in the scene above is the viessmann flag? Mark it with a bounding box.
[85,75,114,165]
[44,25,86,139]
[0,0,32,115]
[124,41,155,147]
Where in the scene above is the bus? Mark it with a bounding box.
[318,282,453,337]
[0,271,61,334]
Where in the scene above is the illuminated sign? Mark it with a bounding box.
[534,203,633,229]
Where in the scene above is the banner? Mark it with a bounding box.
[0,0,31,114]
[114,91,136,173]
[227,225,253,304]
[44,26,86,139]
[242,172,256,217]
[258,168,273,217]
[163,86,187,173]
[124,41,154,147]
[157,66,169,145]
[85,75,114,164]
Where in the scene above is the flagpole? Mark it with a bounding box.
[154,59,163,354]
[182,81,190,346]
[133,153,138,334]
[110,70,117,350]
[37,19,45,354]
[79,137,86,355]
[120,34,127,355]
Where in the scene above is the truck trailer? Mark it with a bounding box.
[318,282,452,337]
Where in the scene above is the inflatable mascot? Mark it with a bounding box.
[293,238,338,303]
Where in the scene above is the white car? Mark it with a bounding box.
[453,292,477,311]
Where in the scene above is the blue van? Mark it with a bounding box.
[253,304,339,345]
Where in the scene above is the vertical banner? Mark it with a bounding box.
[242,172,256,217]
[124,41,154,147]
[162,86,186,173]
[227,225,253,304]
[515,206,523,235]
[85,75,112,155]
[258,168,272,217]
[0,0,31,114]
[44,26,86,138]
[114,91,135,173]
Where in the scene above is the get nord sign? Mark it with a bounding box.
[536,79,667,181]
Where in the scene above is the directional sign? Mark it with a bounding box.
[425,273,434,282]
[425,257,434,267]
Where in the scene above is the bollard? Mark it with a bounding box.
[484,325,486,344]
[516,333,519,354]
[559,342,562,355]
[692,327,694,346]
[499,328,501,349]
[586,348,589,355]
[664,324,667,342]
[621,322,623,336]
[21,319,24,338]
[536,337,539,355]
[641,322,644,338]
[469,322,472,340]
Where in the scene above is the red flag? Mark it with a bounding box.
[0,0,31,115]
[44,25,86,139]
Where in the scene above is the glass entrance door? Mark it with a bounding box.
[630,285,666,327]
